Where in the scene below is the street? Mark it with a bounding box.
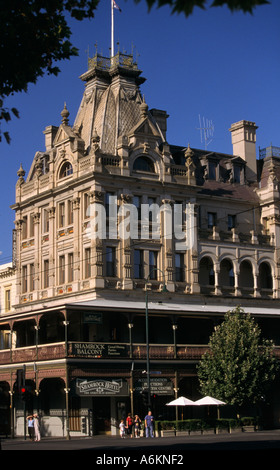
[1,430,280,457]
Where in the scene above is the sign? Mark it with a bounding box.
[83,312,103,324]
[134,378,174,395]
[69,342,128,358]
[75,378,129,397]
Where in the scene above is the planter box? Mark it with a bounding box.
[160,430,176,437]
[229,427,242,434]
[202,428,215,435]
[175,431,189,437]
[242,425,255,432]
[190,430,202,435]
[216,428,229,434]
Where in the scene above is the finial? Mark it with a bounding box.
[17,163,25,179]
[91,128,100,143]
[61,103,70,125]
[140,95,148,118]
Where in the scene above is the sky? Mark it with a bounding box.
[0,0,279,264]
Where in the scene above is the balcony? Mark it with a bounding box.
[0,341,210,365]
[1,342,280,365]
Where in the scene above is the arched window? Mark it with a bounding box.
[198,256,215,286]
[239,260,254,288]
[133,156,154,173]
[259,262,273,290]
[59,161,73,179]
[220,259,234,287]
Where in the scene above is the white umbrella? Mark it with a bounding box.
[166,396,195,420]
[194,396,226,406]
[166,396,195,406]
[194,396,226,419]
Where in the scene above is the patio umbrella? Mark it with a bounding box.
[195,396,226,406]
[166,396,195,406]
[194,396,226,418]
[166,396,195,420]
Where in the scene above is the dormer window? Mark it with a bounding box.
[208,161,217,180]
[133,156,154,173]
[59,161,73,179]
[233,165,241,183]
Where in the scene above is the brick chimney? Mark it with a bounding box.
[229,120,258,182]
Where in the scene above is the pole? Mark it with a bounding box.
[111,0,114,58]
[145,287,151,410]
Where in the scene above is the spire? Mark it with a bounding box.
[61,103,70,125]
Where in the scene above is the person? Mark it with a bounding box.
[126,413,133,438]
[119,419,126,438]
[27,416,34,441]
[134,414,142,438]
[33,414,41,442]
[144,410,154,438]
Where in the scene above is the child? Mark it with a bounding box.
[119,419,126,438]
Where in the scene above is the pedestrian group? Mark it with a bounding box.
[119,410,154,438]
[26,414,41,441]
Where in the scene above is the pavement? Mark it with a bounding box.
[1,430,280,459]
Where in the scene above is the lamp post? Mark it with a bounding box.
[145,268,168,410]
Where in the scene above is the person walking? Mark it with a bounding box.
[33,414,41,442]
[126,413,133,438]
[134,414,142,438]
[144,411,154,438]
[119,419,126,438]
[27,416,34,441]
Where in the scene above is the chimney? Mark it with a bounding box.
[43,125,58,151]
[229,120,258,182]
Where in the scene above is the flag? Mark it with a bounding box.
[113,0,121,12]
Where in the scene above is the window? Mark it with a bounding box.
[133,196,142,221]
[233,165,241,183]
[22,216,28,239]
[29,214,34,238]
[149,251,158,279]
[43,208,49,233]
[208,161,216,180]
[84,193,90,219]
[134,249,144,279]
[43,260,49,288]
[58,202,65,228]
[175,253,185,282]
[208,212,217,229]
[4,289,11,312]
[68,253,74,282]
[106,247,116,277]
[68,200,73,225]
[59,255,65,284]
[59,161,73,179]
[22,266,28,293]
[228,214,236,230]
[85,248,91,278]
[133,156,154,173]
[148,197,157,222]
[30,263,35,291]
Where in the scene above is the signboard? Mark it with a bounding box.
[134,378,174,396]
[75,378,129,397]
[83,312,103,324]
[69,342,128,358]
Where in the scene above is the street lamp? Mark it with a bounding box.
[145,268,168,410]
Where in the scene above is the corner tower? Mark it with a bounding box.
[74,50,148,154]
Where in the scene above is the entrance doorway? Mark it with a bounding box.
[92,397,111,434]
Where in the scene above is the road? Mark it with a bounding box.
[1,430,280,458]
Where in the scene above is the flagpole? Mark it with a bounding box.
[111,0,114,58]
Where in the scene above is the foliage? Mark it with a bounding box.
[197,307,278,408]
[0,0,99,142]
[139,0,270,17]
[0,0,270,142]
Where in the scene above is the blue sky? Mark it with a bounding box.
[0,0,279,263]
